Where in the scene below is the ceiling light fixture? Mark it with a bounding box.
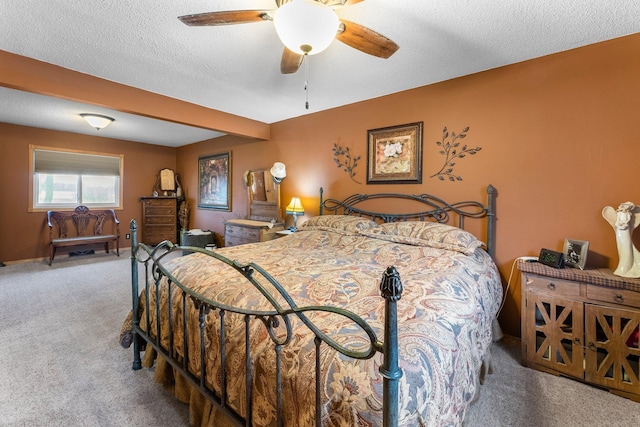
[273,0,339,110]
[80,113,114,131]
[274,0,340,56]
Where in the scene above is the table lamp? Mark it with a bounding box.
[285,197,304,231]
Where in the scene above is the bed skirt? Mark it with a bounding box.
[142,348,237,427]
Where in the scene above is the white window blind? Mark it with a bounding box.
[29,145,124,211]
[34,148,121,176]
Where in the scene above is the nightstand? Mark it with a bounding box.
[519,260,640,401]
[275,229,294,238]
[223,219,284,247]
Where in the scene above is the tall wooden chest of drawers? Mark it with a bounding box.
[140,196,177,245]
[224,219,284,247]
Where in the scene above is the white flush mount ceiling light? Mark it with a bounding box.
[274,0,340,55]
[80,113,114,130]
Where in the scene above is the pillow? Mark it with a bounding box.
[374,221,485,255]
[298,215,380,233]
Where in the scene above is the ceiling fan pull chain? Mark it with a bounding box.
[304,55,310,110]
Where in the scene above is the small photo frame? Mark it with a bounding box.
[367,122,423,184]
[563,239,589,269]
[198,151,232,211]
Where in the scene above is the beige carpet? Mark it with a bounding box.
[0,252,638,426]
[0,252,190,427]
[464,336,639,426]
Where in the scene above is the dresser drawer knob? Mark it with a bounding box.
[547,282,556,290]
[614,294,624,303]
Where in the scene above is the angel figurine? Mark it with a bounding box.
[602,201,640,278]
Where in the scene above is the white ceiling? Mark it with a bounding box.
[1,0,640,147]
[0,87,225,146]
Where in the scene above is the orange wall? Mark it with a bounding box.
[176,34,640,337]
[175,135,277,231]
[3,34,640,337]
[0,123,176,262]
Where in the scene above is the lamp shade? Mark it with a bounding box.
[285,197,305,215]
[273,0,339,55]
[80,114,114,130]
[270,162,287,181]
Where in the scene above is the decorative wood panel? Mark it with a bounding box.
[585,304,640,394]
[525,291,584,378]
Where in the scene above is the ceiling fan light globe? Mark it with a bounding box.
[274,0,339,56]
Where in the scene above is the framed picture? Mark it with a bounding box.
[563,238,589,269]
[198,152,232,211]
[367,122,423,184]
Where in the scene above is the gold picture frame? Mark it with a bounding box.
[198,152,232,211]
[367,122,423,184]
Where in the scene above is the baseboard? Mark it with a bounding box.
[2,247,131,266]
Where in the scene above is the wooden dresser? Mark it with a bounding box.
[140,196,177,245]
[224,219,284,247]
[519,260,640,401]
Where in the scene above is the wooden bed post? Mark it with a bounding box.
[130,219,142,370]
[379,266,403,427]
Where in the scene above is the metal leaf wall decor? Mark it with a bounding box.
[332,142,362,184]
[430,126,482,181]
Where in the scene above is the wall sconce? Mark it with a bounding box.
[273,0,339,56]
[285,196,305,231]
[271,162,287,183]
[80,113,114,130]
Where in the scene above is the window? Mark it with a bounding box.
[29,145,123,211]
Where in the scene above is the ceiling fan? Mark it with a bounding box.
[178,0,399,74]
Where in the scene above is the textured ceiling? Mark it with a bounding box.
[0,87,225,146]
[1,0,640,146]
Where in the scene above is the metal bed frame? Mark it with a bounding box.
[128,186,496,426]
[320,185,496,258]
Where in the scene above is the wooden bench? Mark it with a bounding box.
[47,206,120,266]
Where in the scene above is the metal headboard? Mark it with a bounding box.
[319,185,497,259]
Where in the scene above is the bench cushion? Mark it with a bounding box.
[52,234,117,246]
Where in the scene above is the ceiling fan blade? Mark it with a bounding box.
[178,10,272,26]
[281,48,304,74]
[336,20,398,59]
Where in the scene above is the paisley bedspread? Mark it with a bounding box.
[129,217,502,426]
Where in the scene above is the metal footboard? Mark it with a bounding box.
[129,219,402,426]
